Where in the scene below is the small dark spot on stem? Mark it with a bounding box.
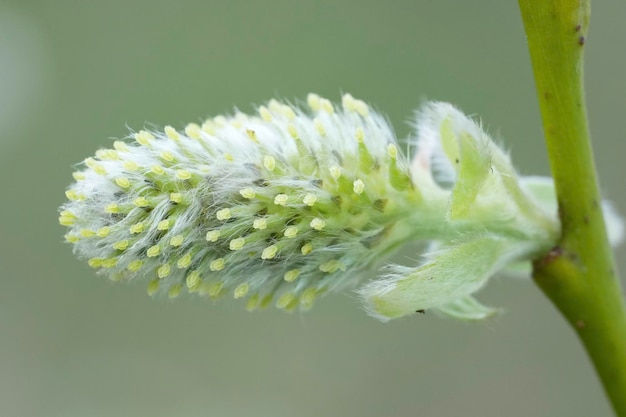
[578,36,585,46]
[544,91,551,100]
[416,309,426,314]
[455,158,459,164]
[576,320,586,329]
[575,24,582,32]
[534,246,563,268]
[583,215,589,224]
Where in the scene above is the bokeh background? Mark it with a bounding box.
[1,1,625,416]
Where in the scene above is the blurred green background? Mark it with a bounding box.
[1,1,625,416]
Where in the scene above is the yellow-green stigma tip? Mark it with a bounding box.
[264,155,276,171]
[147,280,159,296]
[229,237,246,251]
[276,293,296,309]
[157,264,171,278]
[177,254,192,269]
[261,245,278,260]
[157,219,171,231]
[147,245,161,257]
[301,243,313,255]
[114,177,131,189]
[210,258,225,271]
[96,227,110,238]
[216,208,231,221]
[245,294,260,311]
[127,260,143,272]
[353,179,365,195]
[169,235,184,247]
[130,222,144,234]
[310,217,326,231]
[284,269,300,282]
[274,194,288,206]
[239,188,256,199]
[234,283,249,299]
[186,271,201,290]
[168,284,182,299]
[206,230,220,242]
[176,170,192,180]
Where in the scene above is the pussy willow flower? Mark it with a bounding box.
[60,94,614,320]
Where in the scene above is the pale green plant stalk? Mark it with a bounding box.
[518,0,626,415]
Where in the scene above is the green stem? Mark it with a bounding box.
[518,1,626,415]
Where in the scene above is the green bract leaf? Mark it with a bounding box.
[358,236,536,321]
